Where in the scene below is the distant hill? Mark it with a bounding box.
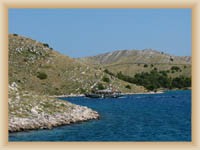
[9,34,146,95]
[79,49,191,64]
[78,49,191,78]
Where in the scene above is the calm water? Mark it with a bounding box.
[9,90,191,141]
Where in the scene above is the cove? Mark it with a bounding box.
[9,90,191,141]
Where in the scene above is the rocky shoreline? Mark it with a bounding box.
[9,83,99,133]
[49,91,164,98]
[9,104,99,133]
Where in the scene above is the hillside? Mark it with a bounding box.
[9,34,146,95]
[78,49,191,78]
[8,34,149,133]
[79,49,191,65]
[8,34,191,132]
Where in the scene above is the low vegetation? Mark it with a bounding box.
[171,66,182,72]
[37,72,48,80]
[125,85,131,89]
[144,64,148,68]
[79,49,191,80]
[9,34,145,95]
[104,69,191,91]
[102,75,110,83]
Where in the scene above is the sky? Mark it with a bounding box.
[9,8,191,58]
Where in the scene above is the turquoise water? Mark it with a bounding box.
[9,90,191,141]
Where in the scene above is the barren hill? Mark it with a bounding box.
[78,49,191,77]
[79,49,191,64]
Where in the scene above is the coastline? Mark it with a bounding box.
[9,104,99,133]
[9,85,99,133]
[9,89,191,141]
[49,91,165,98]
[123,91,164,95]
[49,94,85,98]
[9,84,191,133]
[50,88,192,98]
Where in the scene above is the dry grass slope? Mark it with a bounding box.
[9,34,146,95]
[78,49,191,78]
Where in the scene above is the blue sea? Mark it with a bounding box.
[9,90,191,141]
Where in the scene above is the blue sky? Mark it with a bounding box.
[9,8,191,58]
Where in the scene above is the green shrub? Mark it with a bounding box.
[171,66,181,72]
[102,75,110,83]
[37,72,48,80]
[79,88,86,94]
[114,70,191,91]
[104,69,114,76]
[43,43,49,47]
[144,64,148,68]
[96,83,105,90]
[61,103,65,107]
[154,67,157,71]
[125,85,131,89]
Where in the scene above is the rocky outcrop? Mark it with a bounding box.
[9,83,99,132]
[9,105,99,132]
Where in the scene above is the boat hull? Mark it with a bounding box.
[85,93,123,98]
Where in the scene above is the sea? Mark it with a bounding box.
[9,90,191,141]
